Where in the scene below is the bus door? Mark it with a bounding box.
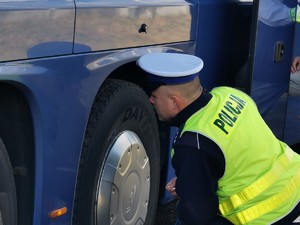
[246,0,297,140]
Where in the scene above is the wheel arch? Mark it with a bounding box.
[108,61,149,92]
[0,82,34,225]
[103,61,171,171]
[107,61,171,171]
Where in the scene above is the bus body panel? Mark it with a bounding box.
[0,0,75,61]
[74,0,198,53]
[249,0,298,143]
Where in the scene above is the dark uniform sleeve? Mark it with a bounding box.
[172,132,233,225]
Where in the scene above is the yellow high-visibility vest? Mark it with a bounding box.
[179,86,300,224]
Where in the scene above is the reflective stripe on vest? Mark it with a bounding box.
[220,147,294,213]
[226,170,300,224]
[220,147,300,224]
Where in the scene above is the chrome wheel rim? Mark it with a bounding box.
[96,131,150,225]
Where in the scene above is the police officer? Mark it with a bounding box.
[137,53,300,225]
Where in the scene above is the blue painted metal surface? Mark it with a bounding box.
[250,0,297,142]
[0,44,196,225]
[0,0,199,223]
[0,0,75,61]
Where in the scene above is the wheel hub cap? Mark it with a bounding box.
[96,131,150,225]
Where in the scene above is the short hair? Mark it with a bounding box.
[167,77,201,100]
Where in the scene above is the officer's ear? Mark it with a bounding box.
[169,94,182,113]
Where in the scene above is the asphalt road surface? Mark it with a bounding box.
[155,200,177,225]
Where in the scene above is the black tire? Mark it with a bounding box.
[0,138,17,225]
[74,79,160,225]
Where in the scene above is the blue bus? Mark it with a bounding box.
[0,0,299,225]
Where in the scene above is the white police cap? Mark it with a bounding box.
[137,53,204,85]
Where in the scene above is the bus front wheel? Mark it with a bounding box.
[0,138,17,225]
[74,79,160,225]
